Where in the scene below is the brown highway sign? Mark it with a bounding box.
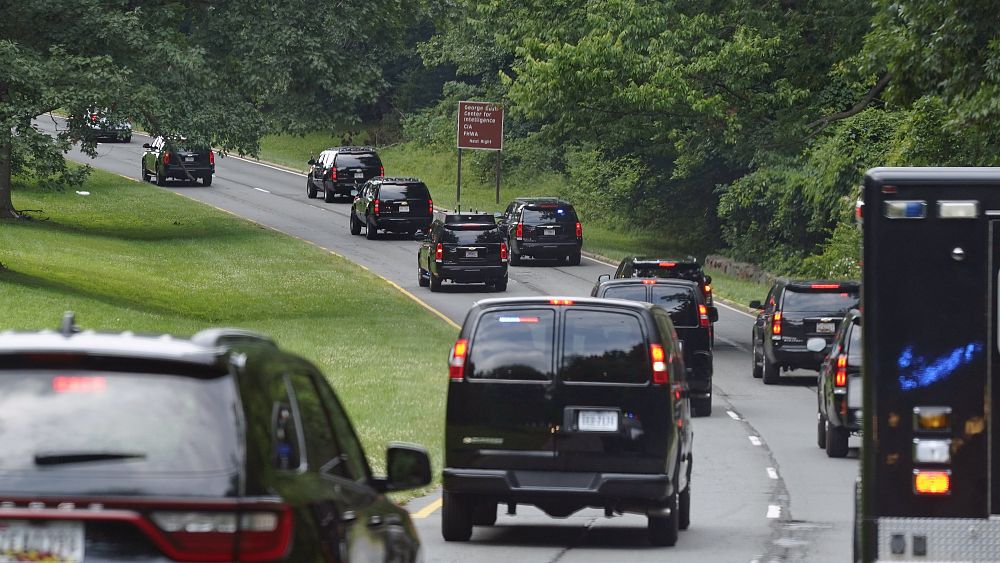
[457,101,504,151]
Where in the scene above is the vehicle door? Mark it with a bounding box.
[499,202,516,238]
[356,183,374,218]
[447,306,561,471]
[313,151,331,188]
[421,222,441,274]
[554,305,675,474]
[144,136,163,173]
[818,316,850,420]
[755,285,777,349]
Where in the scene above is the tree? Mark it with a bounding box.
[0,0,419,218]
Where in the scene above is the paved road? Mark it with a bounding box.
[41,119,858,562]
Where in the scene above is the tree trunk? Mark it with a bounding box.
[0,128,16,219]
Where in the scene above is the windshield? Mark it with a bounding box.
[782,290,859,313]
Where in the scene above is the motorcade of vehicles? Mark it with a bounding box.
[442,297,693,546]
[813,309,862,458]
[855,167,1000,561]
[307,147,384,203]
[417,212,509,292]
[0,313,432,562]
[604,256,713,305]
[350,177,433,240]
[749,278,860,384]
[498,198,582,265]
[591,277,717,416]
[141,136,215,186]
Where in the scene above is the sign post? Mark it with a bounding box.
[456,101,504,211]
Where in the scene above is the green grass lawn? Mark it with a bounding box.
[0,169,455,499]
[704,269,771,311]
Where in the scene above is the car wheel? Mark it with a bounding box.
[323,186,336,203]
[349,212,362,235]
[647,489,679,546]
[202,174,212,187]
[156,170,167,186]
[692,395,712,417]
[510,250,521,266]
[471,501,497,526]
[678,485,691,531]
[762,358,780,385]
[306,178,318,199]
[568,251,582,266]
[418,267,429,287]
[430,273,442,292]
[751,339,763,378]
[817,412,828,449]
[140,164,148,182]
[492,277,508,292]
[441,491,473,542]
[825,421,849,458]
[365,217,378,240]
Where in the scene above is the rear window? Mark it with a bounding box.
[650,285,698,326]
[443,226,503,244]
[561,310,648,384]
[601,285,648,302]
[0,370,240,475]
[380,183,429,200]
[468,309,555,381]
[336,154,381,168]
[522,207,578,224]
[632,263,704,282]
[782,289,859,313]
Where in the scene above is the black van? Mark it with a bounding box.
[442,297,693,546]
[592,278,717,416]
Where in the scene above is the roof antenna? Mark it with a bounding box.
[60,311,79,337]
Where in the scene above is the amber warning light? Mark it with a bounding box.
[913,470,950,495]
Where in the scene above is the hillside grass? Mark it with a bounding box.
[0,168,455,499]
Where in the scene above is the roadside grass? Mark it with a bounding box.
[706,269,771,310]
[0,168,455,500]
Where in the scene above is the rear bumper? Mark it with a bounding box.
[163,164,213,179]
[371,216,432,232]
[438,265,507,283]
[325,179,368,195]
[515,240,581,258]
[443,468,673,506]
[766,343,823,370]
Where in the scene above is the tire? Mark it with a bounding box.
[140,164,148,182]
[692,395,712,417]
[751,339,763,378]
[471,501,497,526]
[510,251,521,266]
[678,486,691,531]
[202,174,212,187]
[826,421,849,458]
[156,170,167,186]
[418,267,429,287]
[492,277,508,292]
[441,492,473,542]
[568,251,581,266]
[365,217,378,240]
[430,273,442,292]
[817,413,828,449]
[647,490,679,547]
[306,178,318,199]
[350,212,362,235]
[323,186,336,203]
[762,357,780,385]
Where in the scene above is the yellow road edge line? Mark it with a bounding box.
[164,190,461,330]
[411,498,442,519]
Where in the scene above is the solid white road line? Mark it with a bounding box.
[716,299,756,319]
[227,154,307,177]
[766,504,781,519]
[727,410,741,421]
[766,467,779,480]
[748,435,762,446]
[253,187,271,193]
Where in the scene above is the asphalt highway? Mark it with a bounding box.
[40,118,859,562]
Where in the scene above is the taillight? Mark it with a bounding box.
[500,242,508,261]
[435,243,443,262]
[575,221,582,238]
[90,114,98,122]
[149,506,293,562]
[703,283,712,296]
[834,355,848,387]
[449,339,468,380]
[373,199,380,215]
[379,165,384,177]
[913,470,951,495]
[641,279,656,285]
[549,299,574,305]
[698,304,710,328]
[771,312,782,336]
[515,222,523,240]
[810,284,840,289]
[162,151,171,165]
[429,198,434,214]
[208,151,215,165]
[650,343,669,385]
[331,167,337,181]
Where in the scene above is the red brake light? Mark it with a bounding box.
[703,283,712,294]
[772,312,782,335]
[449,339,468,380]
[150,506,293,562]
[379,165,384,177]
[208,151,215,165]
[162,151,171,165]
[515,222,523,240]
[834,355,848,387]
[913,470,951,495]
[331,166,337,181]
[575,221,582,238]
[698,304,710,328]
[641,279,657,285]
[90,114,98,122]
[659,262,675,268]
[53,376,106,393]
[650,343,669,385]
[810,284,840,289]
[549,299,574,305]
[429,198,434,214]
[373,199,380,215]
[500,242,508,261]
[435,243,443,262]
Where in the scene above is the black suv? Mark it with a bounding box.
[141,136,215,186]
[350,177,433,239]
[70,109,132,143]
[816,309,862,458]
[611,256,713,305]
[443,297,693,546]
[417,212,508,292]
[750,279,860,384]
[307,146,383,203]
[592,278,718,416]
[0,314,431,562]
[499,198,582,265]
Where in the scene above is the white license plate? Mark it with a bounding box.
[847,377,862,408]
[578,410,618,432]
[184,156,195,162]
[816,322,835,333]
[544,228,555,236]
[354,172,364,178]
[0,520,84,562]
[466,250,478,258]
[398,205,409,213]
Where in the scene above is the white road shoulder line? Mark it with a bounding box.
[253,187,271,193]
[716,300,757,319]
[766,467,779,480]
[726,410,741,421]
[227,154,307,177]
[748,435,762,446]
[766,504,781,519]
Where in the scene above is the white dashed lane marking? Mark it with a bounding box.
[766,467,779,480]
[766,504,781,519]
[748,435,762,446]
[726,410,741,420]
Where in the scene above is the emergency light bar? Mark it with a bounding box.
[937,200,979,219]
[884,200,926,219]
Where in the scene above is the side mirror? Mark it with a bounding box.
[806,337,827,353]
[142,143,151,149]
[382,443,431,492]
[749,300,763,309]
[704,274,712,284]
[597,273,610,283]
[707,306,719,323]
[307,158,316,166]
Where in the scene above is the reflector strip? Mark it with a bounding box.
[937,200,979,219]
[913,470,950,495]
[884,200,927,219]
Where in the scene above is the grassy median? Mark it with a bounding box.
[0,169,455,496]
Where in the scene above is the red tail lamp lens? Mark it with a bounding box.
[435,243,443,262]
[811,284,840,289]
[500,242,508,260]
[575,222,582,237]
[515,223,523,239]
[650,344,669,384]
[641,279,657,285]
[331,167,338,181]
[834,355,848,387]
[698,304,710,328]
[772,312,782,335]
[53,376,107,393]
[913,470,951,495]
[373,199,380,215]
[162,152,171,165]
[449,339,468,380]
[658,262,675,268]
[208,151,215,165]
[379,165,384,177]
[549,299,574,305]
[428,198,434,214]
